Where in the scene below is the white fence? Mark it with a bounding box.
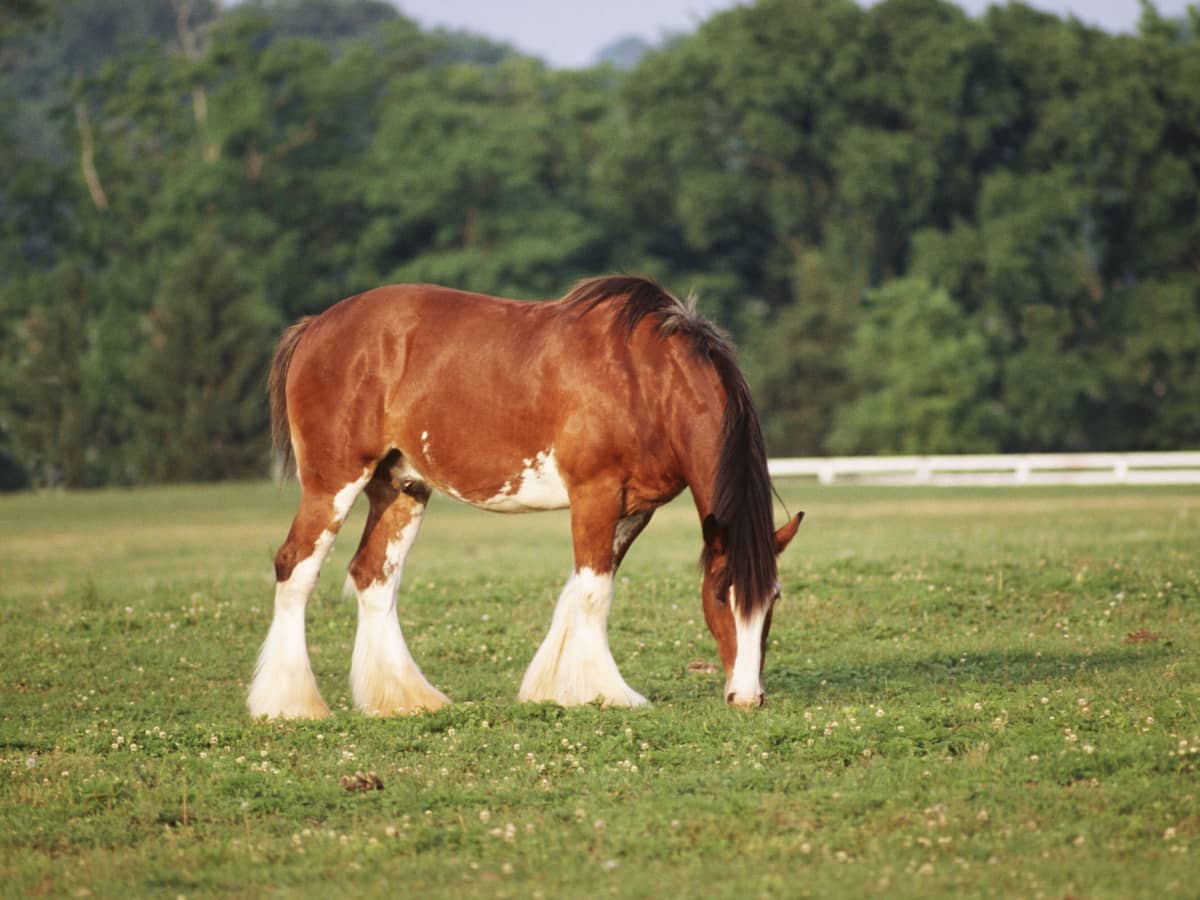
[767,452,1200,486]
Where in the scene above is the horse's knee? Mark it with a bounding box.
[274,542,302,582]
[274,528,335,583]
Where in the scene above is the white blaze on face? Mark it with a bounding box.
[478,449,569,512]
[726,588,767,707]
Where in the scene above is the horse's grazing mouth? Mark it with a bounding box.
[249,275,801,720]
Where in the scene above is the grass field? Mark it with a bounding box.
[1,481,1197,898]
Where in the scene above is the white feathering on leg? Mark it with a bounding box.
[350,515,449,715]
[248,470,370,720]
[519,568,647,707]
[247,530,335,720]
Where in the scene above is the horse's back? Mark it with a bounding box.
[302,283,538,352]
[284,283,696,510]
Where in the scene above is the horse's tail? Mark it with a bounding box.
[268,316,315,481]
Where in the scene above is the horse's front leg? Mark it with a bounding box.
[347,466,449,716]
[519,484,648,707]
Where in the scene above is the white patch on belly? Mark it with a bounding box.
[476,449,569,513]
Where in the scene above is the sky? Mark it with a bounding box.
[393,0,1195,68]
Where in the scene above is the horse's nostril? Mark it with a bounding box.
[726,691,736,705]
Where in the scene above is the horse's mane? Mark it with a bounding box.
[562,275,777,615]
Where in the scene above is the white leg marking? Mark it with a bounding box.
[248,472,370,720]
[248,529,337,719]
[519,568,647,707]
[726,599,767,708]
[331,470,371,520]
[351,513,450,715]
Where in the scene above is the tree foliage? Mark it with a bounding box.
[1,0,1198,488]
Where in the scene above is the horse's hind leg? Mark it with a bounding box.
[348,458,449,716]
[248,468,371,719]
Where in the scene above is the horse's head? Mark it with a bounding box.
[701,512,802,708]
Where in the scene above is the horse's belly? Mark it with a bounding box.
[434,448,570,513]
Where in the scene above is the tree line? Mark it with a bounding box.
[1,0,1197,489]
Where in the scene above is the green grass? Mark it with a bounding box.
[1,481,1197,898]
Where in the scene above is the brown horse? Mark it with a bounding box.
[247,275,801,719]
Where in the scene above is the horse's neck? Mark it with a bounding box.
[672,399,724,522]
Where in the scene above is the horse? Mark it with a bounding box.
[247,274,802,719]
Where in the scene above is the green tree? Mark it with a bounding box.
[1,264,96,486]
[356,58,613,298]
[131,236,279,482]
[741,249,857,455]
[830,278,998,454]
[4,0,1200,486]
[1105,276,1200,449]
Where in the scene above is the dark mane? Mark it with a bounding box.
[562,274,732,360]
[563,274,778,615]
[702,354,777,616]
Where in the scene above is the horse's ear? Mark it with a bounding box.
[702,514,727,552]
[774,512,803,555]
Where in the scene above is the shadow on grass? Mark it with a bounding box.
[767,643,1178,702]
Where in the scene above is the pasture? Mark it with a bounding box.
[1,481,1196,898]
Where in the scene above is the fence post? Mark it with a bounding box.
[916,458,932,484]
[1114,456,1129,483]
[1015,457,1031,484]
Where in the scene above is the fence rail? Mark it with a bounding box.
[767,452,1200,486]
